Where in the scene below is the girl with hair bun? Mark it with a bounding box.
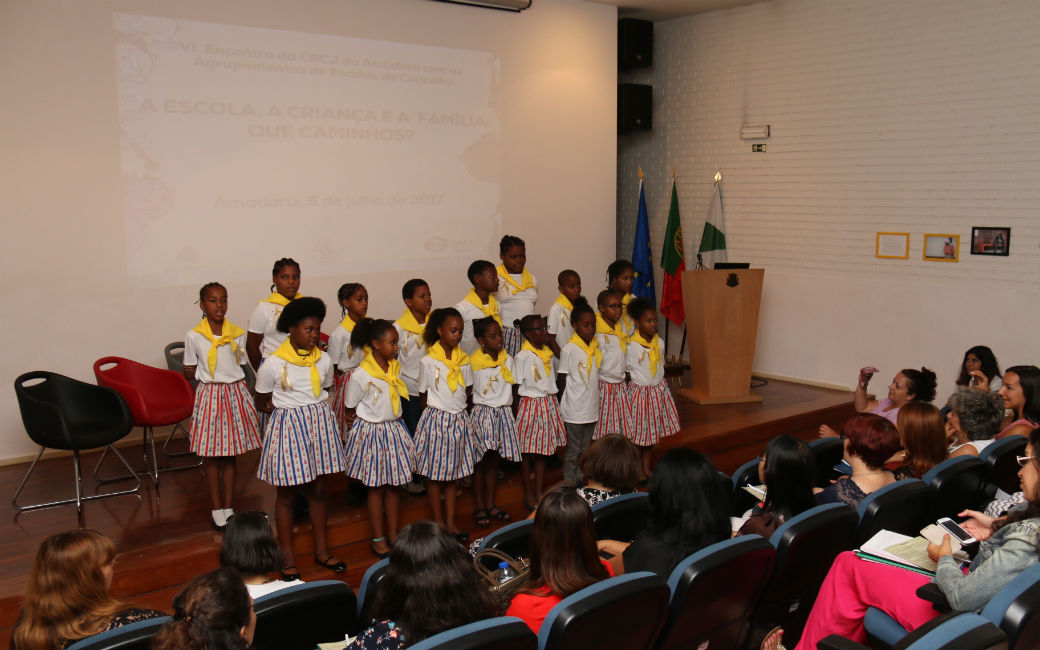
[820,365,937,437]
[246,257,302,370]
[152,568,255,650]
[255,296,348,579]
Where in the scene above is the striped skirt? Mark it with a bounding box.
[189,380,262,457]
[594,380,633,440]
[256,402,348,486]
[627,381,681,446]
[413,408,476,481]
[470,404,523,462]
[516,395,567,455]
[329,369,356,436]
[343,418,416,487]
[503,326,524,357]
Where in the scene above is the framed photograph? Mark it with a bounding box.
[923,234,959,262]
[876,232,909,259]
[970,227,1010,256]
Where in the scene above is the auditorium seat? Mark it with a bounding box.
[65,615,171,650]
[809,437,845,488]
[475,519,534,572]
[855,479,932,545]
[730,457,762,516]
[923,456,991,521]
[408,617,537,650]
[653,536,774,650]
[980,435,1028,496]
[592,492,650,542]
[821,612,1005,650]
[538,572,668,650]
[356,557,390,622]
[746,503,859,649]
[253,579,358,650]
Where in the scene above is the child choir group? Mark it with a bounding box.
[180,235,680,575]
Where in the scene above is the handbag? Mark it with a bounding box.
[473,547,530,592]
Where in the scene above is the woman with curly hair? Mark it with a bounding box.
[946,387,1006,458]
[152,567,255,650]
[11,530,164,649]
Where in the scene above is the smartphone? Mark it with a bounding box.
[937,517,977,545]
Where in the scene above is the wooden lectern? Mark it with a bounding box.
[678,268,764,405]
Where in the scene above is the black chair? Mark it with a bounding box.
[809,437,845,487]
[856,478,932,545]
[64,616,171,650]
[981,435,1028,496]
[654,536,774,650]
[730,457,763,516]
[923,456,991,521]
[822,612,1005,650]
[253,580,358,650]
[409,617,537,650]
[12,371,141,512]
[746,503,859,649]
[539,572,669,650]
[356,557,389,622]
[592,492,650,542]
[475,519,534,571]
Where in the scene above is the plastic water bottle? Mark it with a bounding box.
[498,561,516,584]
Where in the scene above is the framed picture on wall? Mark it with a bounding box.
[923,234,959,262]
[875,232,909,259]
[970,227,1011,256]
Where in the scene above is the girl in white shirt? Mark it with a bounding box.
[593,289,632,441]
[455,260,501,356]
[513,314,567,511]
[547,269,582,358]
[469,316,523,527]
[495,235,537,356]
[606,259,637,337]
[394,279,432,435]
[246,258,301,371]
[558,298,601,486]
[414,307,476,541]
[328,282,368,437]
[626,298,681,478]
[182,282,261,531]
[254,297,348,580]
[342,318,417,558]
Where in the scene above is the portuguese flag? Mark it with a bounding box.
[660,179,686,325]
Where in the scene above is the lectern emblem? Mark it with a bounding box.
[726,273,739,287]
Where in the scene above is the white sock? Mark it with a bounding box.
[212,509,227,527]
[222,507,234,521]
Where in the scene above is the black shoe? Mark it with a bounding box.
[315,555,347,573]
[280,566,300,581]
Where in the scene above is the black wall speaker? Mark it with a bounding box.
[618,83,652,134]
[618,18,653,69]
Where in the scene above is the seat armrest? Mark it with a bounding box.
[915,583,951,612]
[818,634,869,650]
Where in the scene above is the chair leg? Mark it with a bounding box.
[15,445,141,512]
[160,422,203,467]
[146,427,159,487]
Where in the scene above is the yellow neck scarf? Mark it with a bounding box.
[427,341,470,393]
[262,292,297,306]
[464,289,502,326]
[631,332,662,376]
[193,318,245,377]
[497,265,536,295]
[554,294,574,312]
[595,313,627,352]
[339,314,358,333]
[521,340,554,381]
[568,333,602,381]
[471,349,515,388]
[359,351,409,416]
[396,309,426,336]
[619,292,634,332]
[271,338,323,398]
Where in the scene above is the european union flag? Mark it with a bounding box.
[632,179,656,305]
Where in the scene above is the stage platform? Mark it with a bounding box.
[0,376,855,645]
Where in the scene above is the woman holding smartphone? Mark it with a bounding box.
[790,427,1040,650]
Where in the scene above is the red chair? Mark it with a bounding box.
[93,356,199,486]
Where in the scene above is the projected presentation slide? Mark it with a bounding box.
[115,13,502,287]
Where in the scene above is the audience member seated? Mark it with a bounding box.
[954,345,1003,391]
[816,414,900,508]
[893,402,948,479]
[220,510,303,598]
[574,434,641,506]
[792,427,1040,650]
[996,365,1040,439]
[351,521,500,648]
[152,567,255,650]
[506,487,613,634]
[597,447,730,576]
[11,530,164,650]
[737,435,817,537]
[820,366,937,436]
[946,388,1006,458]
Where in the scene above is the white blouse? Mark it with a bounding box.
[183,329,247,384]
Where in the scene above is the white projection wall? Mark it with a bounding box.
[116,13,502,286]
[0,0,617,463]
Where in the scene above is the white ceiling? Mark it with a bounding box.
[585,0,766,21]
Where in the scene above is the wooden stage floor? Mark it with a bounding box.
[0,376,855,646]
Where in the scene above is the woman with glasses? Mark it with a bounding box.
[790,427,1040,650]
[220,511,303,596]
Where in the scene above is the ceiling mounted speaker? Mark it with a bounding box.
[431,0,532,11]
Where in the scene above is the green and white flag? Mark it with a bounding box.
[698,179,727,270]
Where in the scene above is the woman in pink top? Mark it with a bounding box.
[994,365,1040,439]
[820,366,936,437]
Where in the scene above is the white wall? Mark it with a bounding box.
[0,0,617,462]
[618,0,1040,402]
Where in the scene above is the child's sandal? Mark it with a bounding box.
[488,505,512,522]
[474,508,491,527]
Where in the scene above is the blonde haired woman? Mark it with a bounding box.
[12,530,164,649]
